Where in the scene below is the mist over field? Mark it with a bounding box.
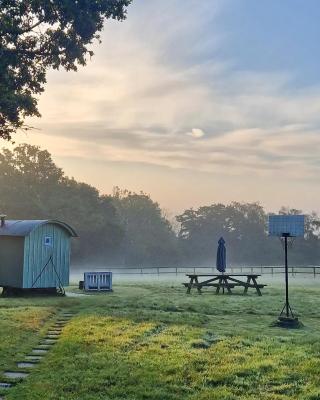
[69,267,320,286]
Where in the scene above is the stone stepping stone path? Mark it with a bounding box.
[0,310,76,398]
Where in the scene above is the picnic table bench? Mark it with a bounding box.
[183,274,266,296]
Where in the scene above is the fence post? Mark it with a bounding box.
[314,267,316,278]
[271,267,273,276]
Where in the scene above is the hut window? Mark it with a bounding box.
[44,236,53,246]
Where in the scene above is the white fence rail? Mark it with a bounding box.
[82,266,320,278]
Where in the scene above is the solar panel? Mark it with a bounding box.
[268,215,305,237]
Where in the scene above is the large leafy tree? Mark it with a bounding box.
[178,203,271,266]
[112,187,179,266]
[0,0,132,140]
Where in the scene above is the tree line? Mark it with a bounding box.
[0,144,319,267]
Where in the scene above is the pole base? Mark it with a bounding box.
[273,316,303,329]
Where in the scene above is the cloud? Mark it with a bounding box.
[187,128,205,138]
[19,0,320,186]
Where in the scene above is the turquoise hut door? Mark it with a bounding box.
[23,223,70,288]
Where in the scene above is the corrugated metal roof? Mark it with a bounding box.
[0,220,78,237]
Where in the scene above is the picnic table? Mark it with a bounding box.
[183,274,266,296]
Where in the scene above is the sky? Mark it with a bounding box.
[14,0,320,214]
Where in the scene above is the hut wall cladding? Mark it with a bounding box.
[23,224,70,288]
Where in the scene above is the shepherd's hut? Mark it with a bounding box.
[0,216,77,294]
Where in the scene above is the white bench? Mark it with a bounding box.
[84,272,112,291]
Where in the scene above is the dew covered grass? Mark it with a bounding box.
[1,280,320,399]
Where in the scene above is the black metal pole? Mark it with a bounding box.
[284,235,289,317]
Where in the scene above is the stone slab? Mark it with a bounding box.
[32,349,48,354]
[17,362,36,368]
[41,339,57,344]
[0,382,12,388]
[25,355,43,361]
[4,371,29,379]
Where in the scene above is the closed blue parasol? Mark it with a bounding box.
[216,237,226,273]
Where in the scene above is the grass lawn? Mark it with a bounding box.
[0,280,320,400]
